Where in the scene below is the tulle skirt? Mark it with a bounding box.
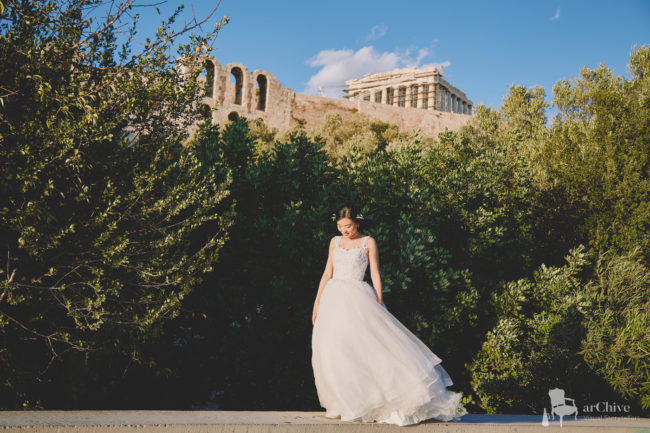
[311,277,467,426]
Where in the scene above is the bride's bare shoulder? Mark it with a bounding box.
[364,235,378,248]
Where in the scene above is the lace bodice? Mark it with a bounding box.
[332,235,369,281]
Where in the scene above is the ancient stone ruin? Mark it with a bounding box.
[198,58,293,129]
[343,65,472,115]
[197,57,472,138]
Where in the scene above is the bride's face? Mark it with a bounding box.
[336,217,359,238]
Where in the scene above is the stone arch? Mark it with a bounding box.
[256,74,268,111]
[230,66,243,105]
[203,60,215,98]
[228,111,240,121]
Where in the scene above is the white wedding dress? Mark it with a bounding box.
[311,235,467,426]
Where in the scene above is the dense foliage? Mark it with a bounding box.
[1,0,647,417]
[465,46,650,415]
[0,0,232,408]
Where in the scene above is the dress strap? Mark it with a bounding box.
[362,236,368,249]
[335,236,341,247]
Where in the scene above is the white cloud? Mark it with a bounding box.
[415,48,430,66]
[304,45,450,98]
[421,60,451,73]
[364,24,388,42]
[550,7,560,21]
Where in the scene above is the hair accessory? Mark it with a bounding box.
[331,212,364,221]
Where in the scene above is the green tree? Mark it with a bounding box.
[469,246,600,413]
[580,247,650,410]
[469,245,649,415]
[465,47,650,415]
[312,112,432,160]
[538,45,650,259]
[158,119,342,410]
[0,0,231,408]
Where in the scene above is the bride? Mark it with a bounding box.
[311,203,467,426]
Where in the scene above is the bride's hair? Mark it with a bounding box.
[332,203,364,224]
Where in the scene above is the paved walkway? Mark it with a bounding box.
[0,411,648,432]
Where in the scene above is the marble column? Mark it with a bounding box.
[434,87,438,110]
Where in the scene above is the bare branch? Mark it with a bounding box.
[0,311,90,353]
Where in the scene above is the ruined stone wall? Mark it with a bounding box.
[197,57,471,139]
[200,58,293,129]
[291,93,471,137]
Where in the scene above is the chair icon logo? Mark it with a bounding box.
[542,387,579,427]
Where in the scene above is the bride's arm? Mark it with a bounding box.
[366,237,383,304]
[313,237,335,311]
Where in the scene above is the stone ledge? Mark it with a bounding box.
[0,411,648,432]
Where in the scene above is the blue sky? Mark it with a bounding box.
[127,0,648,110]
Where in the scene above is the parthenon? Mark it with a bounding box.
[343,65,472,115]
